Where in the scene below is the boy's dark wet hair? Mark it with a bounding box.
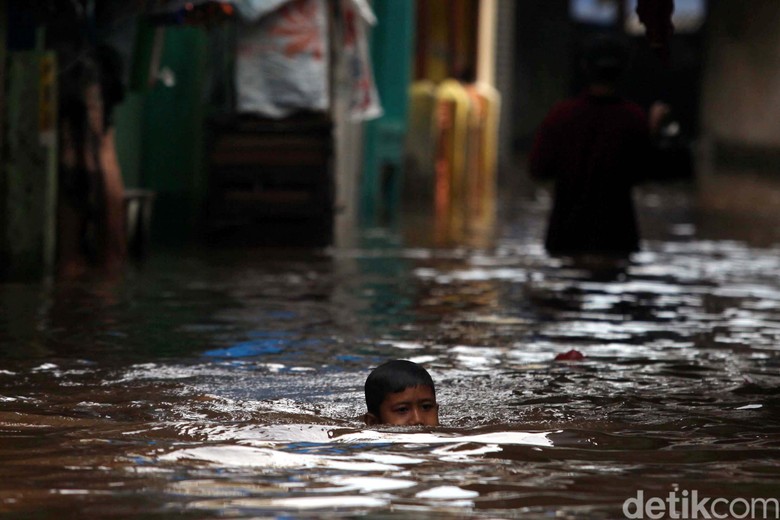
[364,360,435,416]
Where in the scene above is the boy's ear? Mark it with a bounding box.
[364,412,380,426]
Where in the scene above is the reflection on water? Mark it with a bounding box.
[1,180,780,518]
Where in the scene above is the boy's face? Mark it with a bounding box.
[366,384,439,426]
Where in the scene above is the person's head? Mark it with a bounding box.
[582,35,630,88]
[364,360,439,426]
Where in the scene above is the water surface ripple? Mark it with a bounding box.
[1,189,780,518]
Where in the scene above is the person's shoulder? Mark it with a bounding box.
[554,96,585,112]
[543,97,582,123]
[619,99,648,119]
[613,99,648,129]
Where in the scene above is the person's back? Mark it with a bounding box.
[529,36,651,256]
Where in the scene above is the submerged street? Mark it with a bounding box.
[1,169,779,518]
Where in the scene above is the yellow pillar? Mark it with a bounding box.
[433,79,471,243]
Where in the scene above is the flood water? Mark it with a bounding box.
[1,174,780,519]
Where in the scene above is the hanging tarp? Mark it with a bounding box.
[147,0,210,12]
[235,0,329,117]
[232,0,293,22]
[340,0,382,120]
[149,0,307,22]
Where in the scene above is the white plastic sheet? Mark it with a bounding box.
[340,0,382,121]
[232,0,294,23]
[235,0,329,117]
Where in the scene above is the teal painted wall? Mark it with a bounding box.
[114,91,144,189]
[140,26,209,241]
[360,0,415,225]
[112,23,210,243]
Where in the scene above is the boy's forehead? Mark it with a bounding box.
[386,384,435,397]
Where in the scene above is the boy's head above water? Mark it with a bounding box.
[364,359,439,427]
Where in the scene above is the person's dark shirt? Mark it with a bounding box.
[529,92,651,255]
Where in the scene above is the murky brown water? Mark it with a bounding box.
[1,175,780,519]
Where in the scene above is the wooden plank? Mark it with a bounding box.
[210,149,329,167]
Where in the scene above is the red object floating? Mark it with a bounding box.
[555,349,585,361]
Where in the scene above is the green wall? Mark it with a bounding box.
[114,24,210,242]
[114,92,144,189]
[142,26,209,241]
[360,0,415,225]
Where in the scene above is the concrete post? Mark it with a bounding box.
[701,0,780,151]
[0,51,58,281]
[0,4,6,266]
